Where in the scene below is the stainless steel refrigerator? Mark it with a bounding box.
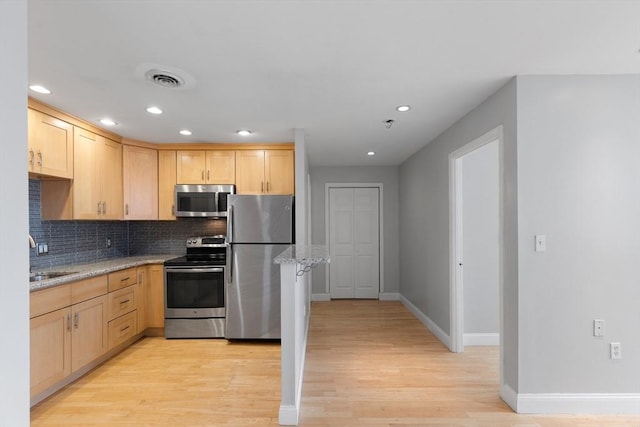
[225,195,294,339]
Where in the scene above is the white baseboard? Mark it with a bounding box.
[464,333,499,346]
[311,293,330,301]
[278,404,299,425]
[501,383,518,412]
[399,295,450,349]
[379,292,400,301]
[312,293,400,301]
[517,393,640,415]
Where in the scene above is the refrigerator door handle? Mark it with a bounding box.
[227,244,233,284]
[227,205,234,244]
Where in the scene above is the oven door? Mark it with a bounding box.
[164,266,225,318]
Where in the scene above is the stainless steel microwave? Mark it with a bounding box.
[174,184,235,218]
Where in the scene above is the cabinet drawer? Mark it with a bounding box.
[108,285,137,321]
[30,284,71,318]
[71,275,108,304]
[108,311,137,350]
[108,267,137,292]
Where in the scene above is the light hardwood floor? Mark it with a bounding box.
[31,300,640,426]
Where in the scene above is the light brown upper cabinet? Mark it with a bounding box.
[123,145,158,220]
[158,150,177,220]
[28,108,74,179]
[176,150,235,184]
[235,150,294,195]
[73,128,123,220]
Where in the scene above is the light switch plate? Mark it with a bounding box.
[535,235,546,252]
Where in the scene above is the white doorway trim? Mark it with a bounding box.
[325,183,384,298]
[448,125,504,383]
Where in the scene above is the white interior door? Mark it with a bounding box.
[329,187,379,299]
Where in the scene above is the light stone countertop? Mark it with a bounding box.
[274,245,330,266]
[29,254,179,292]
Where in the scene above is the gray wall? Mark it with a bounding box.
[399,79,519,389]
[516,75,640,393]
[310,166,400,295]
[0,0,30,424]
[462,141,499,334]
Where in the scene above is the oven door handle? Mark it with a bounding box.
[165,267,225,274]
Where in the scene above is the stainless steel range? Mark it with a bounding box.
[164,236,227,338]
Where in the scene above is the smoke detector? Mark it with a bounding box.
[144,69,185,88]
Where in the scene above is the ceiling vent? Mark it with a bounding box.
[144,69,185,88]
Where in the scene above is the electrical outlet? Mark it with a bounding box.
[106,237,112,248]
[593,319,605,337]
[610,342,621,359]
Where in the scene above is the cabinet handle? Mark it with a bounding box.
[120,277,130,282]
[125,203,129,215]
[74,312,79,329]
[171,205,175,216]
[120,325,130,334]
[266,181,270,192]
[67,314,71,331]
[29,149,35,167]
[97,202,102,215]
[120,299,131,305]
[138,272,142,283]
[103,202,107,215]
[207,170,210,181]
[261,182,264,192]
[37,151,42,167]
[202,170,205,180]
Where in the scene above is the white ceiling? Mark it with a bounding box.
[28,0,639,167]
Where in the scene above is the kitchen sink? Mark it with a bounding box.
[30,271,77,282]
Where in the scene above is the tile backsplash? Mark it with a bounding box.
[29,179,226,271]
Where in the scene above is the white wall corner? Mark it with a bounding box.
[516,393,640,415]
[379,292,400,301]
[311,293,331,302]
[400,295,451,350]
[463,333,499,346]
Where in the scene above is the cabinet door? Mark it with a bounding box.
[176,150,206,184]
[71,295,108,372]
[158,150,177,220]
[28,109,74,179]
[265,150,294,194]
[123,145,158,220]
[30,307,71,397]
[206,151,235,183]
[146,264,165,329]
[235,150,265,194]
[73,128,101,219]
[99,137,123,220]
[136,268,147,334]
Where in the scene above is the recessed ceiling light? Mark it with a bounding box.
[146,106,163,114]
[179,129,192,136]
[29,85,51,94]
[396,105,411,112]
[367,151,375,156]
[237,130,252,136]
[100,118,117,126]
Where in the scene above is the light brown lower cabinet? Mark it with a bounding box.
[30,267,155,403]
[30,307,71,397]
[146,264,165,329]
[30,293,108,397]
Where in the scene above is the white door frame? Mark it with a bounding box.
[449,126,504,381]
[325,183,384,297]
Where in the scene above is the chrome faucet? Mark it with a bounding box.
[29,234,36,248]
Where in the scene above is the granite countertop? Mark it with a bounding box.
[274,245,330,266]
[29,254,179,292]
